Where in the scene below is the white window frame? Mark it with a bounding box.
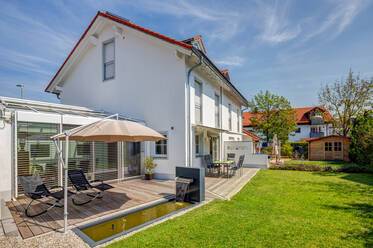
[103,38,115,81]
[237,108,240,132]
[154,132,168,158]
[215,94,220,128]
[194,79,203,124]
[228,103,232,131]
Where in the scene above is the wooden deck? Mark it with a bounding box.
[6,179,175,239]
[6,168,258,239]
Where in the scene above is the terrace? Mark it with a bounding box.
[4,168,258,240]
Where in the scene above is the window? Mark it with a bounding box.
[325,142,332,151]
[295,127,301,133]
[334,142,342,151]
[215,94,220,128]
[228,103,232,131]
[194,80,202,124]
[155,134,167,156]
[237,108,240,132]
[195,134,202,155]
[103,39,115,80]
[192,41,201,50]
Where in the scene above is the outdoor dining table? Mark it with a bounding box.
[213,160,235,178]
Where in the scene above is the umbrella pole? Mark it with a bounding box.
[64,136,69,233]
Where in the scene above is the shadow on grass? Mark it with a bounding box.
[312,172,373,186]
[324,203,373,247]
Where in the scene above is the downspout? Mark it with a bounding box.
[186,52,202,167]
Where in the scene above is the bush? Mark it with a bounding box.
[349,111,373,166]
[261,146,272,155]
[289,142,308,159]
[270,160,373,173]
[281,142,293,157]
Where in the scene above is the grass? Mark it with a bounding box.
[107,170,373,248]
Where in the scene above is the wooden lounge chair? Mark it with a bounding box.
[68,169,113,205]
[19,175,70,217]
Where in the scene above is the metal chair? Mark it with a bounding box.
[203,155,217,176]
[19,175,70,217]
[68,169,113,205]
[229,155,245,177]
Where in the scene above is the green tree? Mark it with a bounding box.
[248,91,296,143]
[319,70,372,136]
[349,111,373,166]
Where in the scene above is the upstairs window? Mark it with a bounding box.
[215,94,220,128]
[295,127,301,133]
[103,39,115,80]
[195,80,202,124]
[237,108,240,132]
[228,104,232,131]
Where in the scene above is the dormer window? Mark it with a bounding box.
[191,41,201,50]
[103,39,115,80]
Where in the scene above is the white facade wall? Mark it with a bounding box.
[59,24,187,179]
[289,124,333,142]
[0,119,12,201]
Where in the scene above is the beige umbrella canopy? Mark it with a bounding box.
[52,119,166,142]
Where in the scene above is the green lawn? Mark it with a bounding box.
[107,170,373,248]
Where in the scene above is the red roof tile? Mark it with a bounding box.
[243,107,333,126]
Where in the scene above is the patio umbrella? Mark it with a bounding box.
[51,118,166,142]
[51,116,166,233]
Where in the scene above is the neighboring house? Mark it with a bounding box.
[242,106,333,143]
[242,129,261,153]
[306,135,350,161]
[45,11,248,179]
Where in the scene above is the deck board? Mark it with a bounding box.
[7,168,258,239]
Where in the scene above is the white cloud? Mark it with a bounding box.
[215,56,245,66]
[304,0,368,41]
[256,0,301,44]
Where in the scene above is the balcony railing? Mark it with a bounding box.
[310,132,324,138]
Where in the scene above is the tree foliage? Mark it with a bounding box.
[319,70,373,136]
[248,91,296,143]
[349,111,373,166]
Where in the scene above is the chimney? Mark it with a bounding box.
[220,69,230,81]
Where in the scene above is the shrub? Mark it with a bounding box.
[290,142,308,159]
[349,111,373,166]
[281,142,293,157]
[261,146,272,155]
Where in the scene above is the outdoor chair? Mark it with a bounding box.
[68,169,113,205]
[229,155,245,177]
[203,155,217,176]
[227,153,236,161]
[19,175,71,217]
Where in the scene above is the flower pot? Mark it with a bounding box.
[144,173,153,180]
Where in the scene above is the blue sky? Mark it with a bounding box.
[0,0,372,106]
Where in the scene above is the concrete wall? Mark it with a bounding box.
[224,141,268,169]
[59,23,187,179]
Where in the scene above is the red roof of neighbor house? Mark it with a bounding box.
[242,107,333,126]
[243,129,260,142]
[45,11,192,92]
[304,135,350,142]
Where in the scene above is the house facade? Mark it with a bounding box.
[45,11,248,179]
[242,106,333,143]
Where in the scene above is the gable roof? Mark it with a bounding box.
[243,129,260,142]
[44,11,248,106]
[45,11,192,93]
[304,135,350,142]
[243,106,333,127]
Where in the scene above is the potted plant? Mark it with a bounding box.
[144,156,157,180]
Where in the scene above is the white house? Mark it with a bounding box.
[243,106,333,143]
[45,11,248,179]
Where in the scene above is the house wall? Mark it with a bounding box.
[308,137,350,161]
[289,124,333,142]
[59,23,187,179]
[0,117,13,201]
